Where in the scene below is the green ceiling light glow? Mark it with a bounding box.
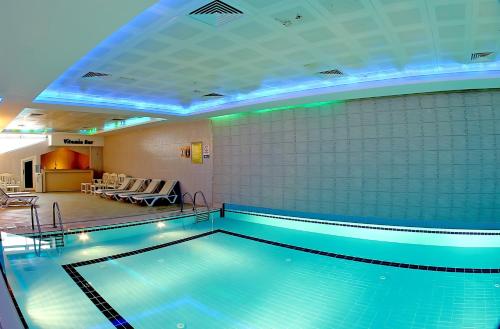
[256,100,343,113]
[254,104,297,114]
[303,100,343,108]
[210,113,246,121]
[210,100,343,120]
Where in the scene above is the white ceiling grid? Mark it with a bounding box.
[46,0,500,107]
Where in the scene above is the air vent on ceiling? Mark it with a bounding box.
[82,71,111,78]
[111,118,125,121]
[29,113,45,117]
[470,52,494,61]
[318,69,344,76]
[189,0,244,27]
[204,92,224,97]
[275,14,304,28]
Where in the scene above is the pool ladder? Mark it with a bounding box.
[52,202,65,249]
[30,202,65,256]
[30,204,42,257]
[181,191,211,223]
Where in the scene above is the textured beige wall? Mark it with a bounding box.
[103,120,214,204]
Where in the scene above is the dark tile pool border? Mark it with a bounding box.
[62,265,132,329]
[0,264,29,329]
[226,210,500,236]
[63,229,500,329]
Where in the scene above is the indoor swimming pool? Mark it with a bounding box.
[1,206,500,329]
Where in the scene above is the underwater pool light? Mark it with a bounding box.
[157,222,166,228]
[78,233,90,241]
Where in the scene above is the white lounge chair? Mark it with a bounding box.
[87,172,110,194]
[116,179,162,202]
[95,177,133,197]
[131,180,179,207]
[105,178,147,200]
[0,174,21,192]
[0,188,38,208]
[105,173,119,189]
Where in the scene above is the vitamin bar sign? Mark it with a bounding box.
[48,134,104,147]
[63,139,94,145]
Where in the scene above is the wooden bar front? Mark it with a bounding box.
[43,170,93,192]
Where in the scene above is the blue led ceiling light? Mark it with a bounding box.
[32,0,500,116]
[35,63,500,116]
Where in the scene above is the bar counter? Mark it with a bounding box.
[42,169,93,192]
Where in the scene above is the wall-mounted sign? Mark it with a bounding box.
[191,142,203,164]
[180,145,191,158]
[48,134,104,147]
[203,144,210,159]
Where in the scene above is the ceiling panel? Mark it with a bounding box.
[28,0,500,116]
[3,108,166,135]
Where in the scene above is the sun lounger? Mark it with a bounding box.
[131,180,179,207]
[105,178,147,200]
[0,188,38,208]
[116,179,162,202]
[95,177,133,197]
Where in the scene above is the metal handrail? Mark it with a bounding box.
[193,191,210,213]
[52,202,65,245]
[193,191,212,228]
[180,191,212,229]
[181,192,195,212]
[31,204,42,257]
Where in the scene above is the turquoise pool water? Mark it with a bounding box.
[2,211,500,329]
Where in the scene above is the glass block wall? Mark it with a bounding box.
[212,90,500,227]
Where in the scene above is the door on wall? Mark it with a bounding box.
[23,160,33,189]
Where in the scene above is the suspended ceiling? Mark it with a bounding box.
[3,108,166,135]
[1,0,499,132]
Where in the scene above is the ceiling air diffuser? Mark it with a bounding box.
[189,0,244,27]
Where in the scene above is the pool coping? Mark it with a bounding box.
[17,209,218,238]
[62,229,500,329]
[225,209,500,236]
[223,204,500,230]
